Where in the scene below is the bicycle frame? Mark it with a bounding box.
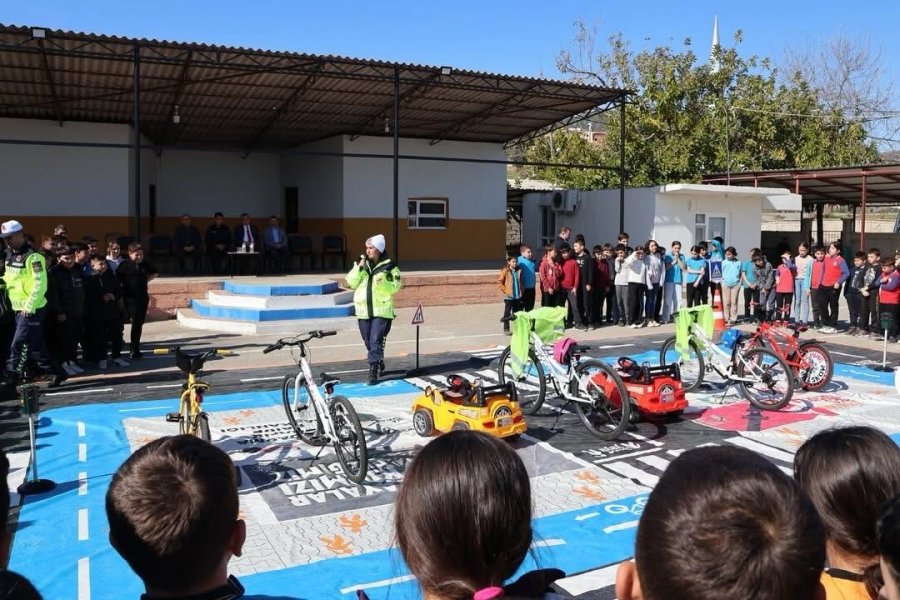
[286,353,338,441]
[687,324,759,384]
[527,331,595,404]
[179,370,210,434]
[748,322,810,370]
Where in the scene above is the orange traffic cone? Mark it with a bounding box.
[712,286,726,333]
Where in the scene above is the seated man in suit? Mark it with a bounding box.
[263,216,289,273]
[205,212,231,275]
[174,214,202,275]
[232,213,259,252]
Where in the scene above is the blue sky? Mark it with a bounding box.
[4,0,898,88]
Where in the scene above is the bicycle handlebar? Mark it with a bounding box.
[153,348,231,357]
[263,330,337,353]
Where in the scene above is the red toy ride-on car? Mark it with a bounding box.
[591,357,688,419]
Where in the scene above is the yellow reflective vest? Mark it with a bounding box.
[346,257,402,320]
[2,243,48,313]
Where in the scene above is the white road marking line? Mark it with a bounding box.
[830,351,865,359]
[593,448,662,464]
[603,461,660,487]
[533,538,566,548]
[556,563,621,596]
[117,398,254,414]
[340,575,416,595]
[329,368,369,374]
[77,422,85,437]
[78,509,89,541]
[239,376,284,382]
[603,519,640,534]
[78,472,88,496]
[145,383,183,389]
[724,436,796,464]
[575,512,600,521]
[44,388,113,397]
[595,343,636,349]
[476,370,502,382]
[636,454,672,472]
[78,444,87,462]
[623,431,666,447]
[78,557,90,600]
[405,377,433,390]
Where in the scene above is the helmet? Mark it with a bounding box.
[721,327,742,349]
[553,337,578,364]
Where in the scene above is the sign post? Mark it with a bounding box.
[872,312,894,372]
[407,303,425,376]
[17,384,56,495]
[708,259,723,284]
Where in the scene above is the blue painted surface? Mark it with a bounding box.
[191,299,354,321]
[223,280,340,296]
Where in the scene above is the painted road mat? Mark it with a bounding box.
[6,357,900,600]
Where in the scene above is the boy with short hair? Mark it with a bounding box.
[861,248,882,338]
[85,255,127,368]
[741,247,761,322]
[116,243,158,359]
[805,245,827,329]
[538,246,562,307]
[497,255,523,335]
[517,244,537,311]
[662,241,685,324]
[560,246,584,329]
[602,244,618,324]
[877,256,899,342]
[843,251,867,336]
[684,246,707,309]
[614,446,826,600]
[46,245,86,375]
[613,244,631,326]
[573,239,593,330]
[591,245,611,329]
[752,253,776,322]
[106,435,246,600]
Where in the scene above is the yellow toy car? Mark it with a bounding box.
[411,374,527,440]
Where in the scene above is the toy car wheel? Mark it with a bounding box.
[506,434,521,442]
[451,422,469,431]
[412,408,434,437]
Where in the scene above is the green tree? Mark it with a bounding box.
[523,22,879,188]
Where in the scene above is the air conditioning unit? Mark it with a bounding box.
[551,190,581,213]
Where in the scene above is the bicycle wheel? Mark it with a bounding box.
[737,347,794,410]
[571,359,632,440]
[178,393,191,436]
[198,413,211,442]
[659,336,705,392]
[497,346,546,415]
[330,396,368,484]
[281,374,326,446]
[797,342,833,391]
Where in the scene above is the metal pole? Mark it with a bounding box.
[816,204,824,247]
[133,45,142,241]
[415,325,420,371]
[724,97,731,185]
[392,65,400,262]
[860,175,867,251]
[619,94,626,234]
[27,414,38,482]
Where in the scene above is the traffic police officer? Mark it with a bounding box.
[1,220,67,388]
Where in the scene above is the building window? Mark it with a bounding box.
[408,198,448,229]
[540,205,556,247]
[694,213,728,245]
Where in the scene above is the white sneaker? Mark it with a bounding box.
[113,357,130,367]
[820,326,836,334]
[649,320,661,327]
[99,359,108,370]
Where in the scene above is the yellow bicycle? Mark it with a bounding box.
[154,347,230,441]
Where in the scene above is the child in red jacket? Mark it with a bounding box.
[592,244,611,329]
[877,256,899,342]
[560,246,583,329]
[538,246,563,307]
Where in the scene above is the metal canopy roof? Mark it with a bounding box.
[0,24,627,150]
[703,164,900,206]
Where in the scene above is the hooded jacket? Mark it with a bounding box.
[346,255,402,320]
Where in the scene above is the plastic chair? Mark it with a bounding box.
[287,234,314,271]
[320,234,347,271]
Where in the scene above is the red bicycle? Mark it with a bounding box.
[744,319,833,391]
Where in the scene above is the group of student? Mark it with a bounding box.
[498,226,900,342]
[3,425,899,600]
[0,222,158,383]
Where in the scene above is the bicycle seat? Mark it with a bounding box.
[175,348,208,375]
[319,373,341,386]
[786,323,808,333]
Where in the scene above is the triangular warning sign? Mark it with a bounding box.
[411,303,425,325]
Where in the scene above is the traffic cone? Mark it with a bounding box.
[712,286,726,333]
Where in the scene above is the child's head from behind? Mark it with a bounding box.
[395,431,532,598]
[617,446,825,600]
[794,426,900,595]
[105,435,245,595]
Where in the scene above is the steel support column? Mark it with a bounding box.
[392,65,400,262]
[816,204,824,247]
[132,45,141,240]
[860,174,867,251]
[618,95,626,235]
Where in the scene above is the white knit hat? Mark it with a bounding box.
[366,234,386,253]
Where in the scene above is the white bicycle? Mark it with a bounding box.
[264,330,368,483]
[497,314,631,440]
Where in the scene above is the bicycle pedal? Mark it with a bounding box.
[165,412,182,422]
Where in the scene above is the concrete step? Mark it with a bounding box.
[190,299,354,321]
[223,279,340,296]
[176,308,358,335]
[208,289,353,309]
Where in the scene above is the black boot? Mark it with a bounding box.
[367,364,378,386]
[378,360,385,376]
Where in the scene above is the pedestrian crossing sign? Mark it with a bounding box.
[411,302,425,325]
[709,259,723,283]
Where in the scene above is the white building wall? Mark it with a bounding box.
[156,149,280,217]
[653,191,761,253]
[280,137,344,218]
[0,117,130,215]
[342,136,507,219]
